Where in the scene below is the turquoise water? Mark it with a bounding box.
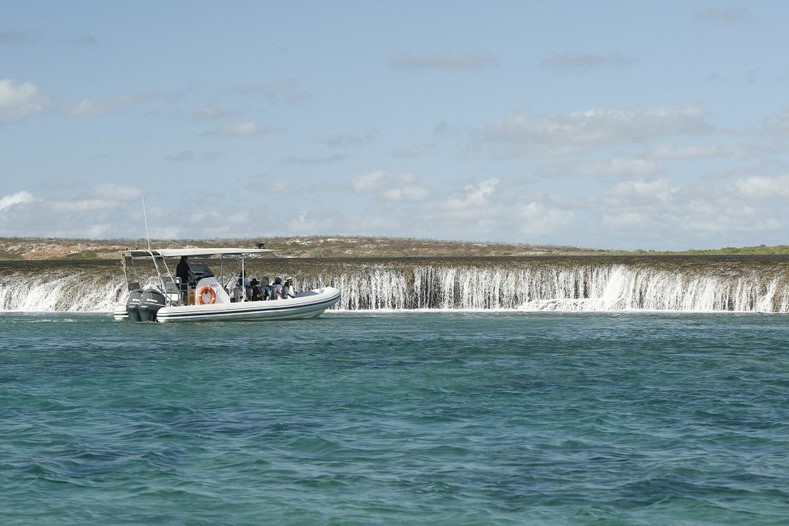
[1,312,787,525]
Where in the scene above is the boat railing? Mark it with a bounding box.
[157,274,182,305]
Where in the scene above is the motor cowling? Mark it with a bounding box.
[138,288,166,321]
[126,288,143,321]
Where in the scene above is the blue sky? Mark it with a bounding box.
[2,1,789,250]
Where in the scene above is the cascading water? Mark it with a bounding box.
[1,256,787,313]
[0,270,126,312]
[304,263,789,312]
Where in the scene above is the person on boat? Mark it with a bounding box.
[250,278,261,301]
[283,277,296,299]
[231,273,249,302]
[175,256,194,303]
[271,276,284,300]
[260,276,272,300]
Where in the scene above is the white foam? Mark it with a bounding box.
[1,261,787,313]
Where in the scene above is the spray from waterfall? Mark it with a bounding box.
[1,258,787,313]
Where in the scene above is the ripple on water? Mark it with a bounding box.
[1,312,788,525]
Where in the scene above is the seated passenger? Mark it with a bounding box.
[260,276,272,300]
[236,272,251,301]
[283,277,296,298]
[232,283,244,302]
[250,278,261,301]
[271,276,284,300]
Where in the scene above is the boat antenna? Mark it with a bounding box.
[141,193,166,291]
[141,194,152,252]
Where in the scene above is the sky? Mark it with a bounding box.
[2,1,789,250]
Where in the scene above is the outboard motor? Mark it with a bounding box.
[138,288,166,322]
[126,288,144,322]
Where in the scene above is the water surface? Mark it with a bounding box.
[1,312,787,524]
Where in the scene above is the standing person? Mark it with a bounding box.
[176,256,193,303]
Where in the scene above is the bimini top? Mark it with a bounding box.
[123,248,273,258]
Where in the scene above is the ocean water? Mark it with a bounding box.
[1,311,787,525]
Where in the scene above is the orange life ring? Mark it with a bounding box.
[196,285,217,305]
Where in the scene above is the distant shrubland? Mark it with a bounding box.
[0,236,787,260]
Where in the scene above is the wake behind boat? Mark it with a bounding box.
[114,247,340,322]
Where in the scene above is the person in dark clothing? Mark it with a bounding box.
[176,256,194,303]
[250,278,261,301]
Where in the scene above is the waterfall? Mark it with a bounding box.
[298,263,789,313]
[0,257,787,313]
[0,270,126,312]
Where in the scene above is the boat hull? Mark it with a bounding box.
[153,287,340,322]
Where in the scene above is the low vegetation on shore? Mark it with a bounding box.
[0,236,787,261]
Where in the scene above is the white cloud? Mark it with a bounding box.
[383,186,429,202]
[471,105,711,158]
[91,184,141,201]
[595,173,789,239]
[44,184,141,215]
[432,178,499,220]
[351,170,429,202]
[0,191,131,238]
[604,178,677,207]
[518,202,576,235]
[730,174,789,199]
[597,178,680,230]
[352,170,387,192]
[0,191,36,211]
[64,99,113,116]
[0,79,48,122]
